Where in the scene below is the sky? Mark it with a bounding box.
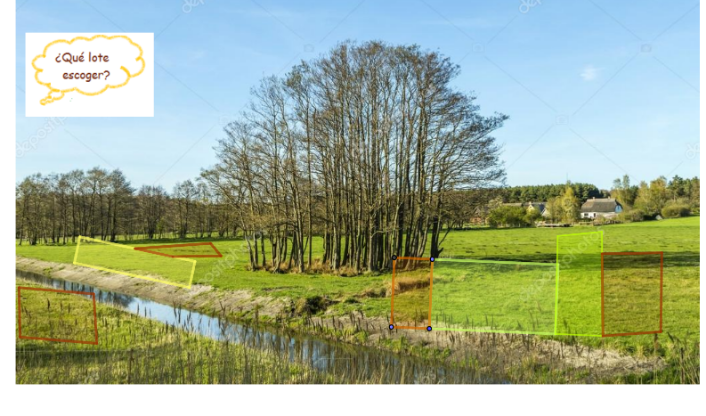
[15,0,700,191]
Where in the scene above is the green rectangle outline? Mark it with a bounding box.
[554,230,604,337]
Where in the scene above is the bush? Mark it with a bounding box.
[524,209,543,224]
[661,204,690,218]
[487,206,531,227]
[593,216,608,225]
[295,295,331,315]
[690,204,700,215]
[617,209,644,223]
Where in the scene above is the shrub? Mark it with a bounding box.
[593,216,608,225]
[661,203,690,218]
[295,295,331,315]
[487,206,531,227]
[617,209,644,223]
[524,209,543,224]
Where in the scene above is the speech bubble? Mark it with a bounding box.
[32,34,145,105]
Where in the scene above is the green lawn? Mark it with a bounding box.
[17,217,699,353]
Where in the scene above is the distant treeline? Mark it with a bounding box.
[502,183,605,203]
[499,176,700,210]
[16,168,234,246]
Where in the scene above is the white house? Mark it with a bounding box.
[580,198,623,219]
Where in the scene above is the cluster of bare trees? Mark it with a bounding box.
[202,41,506,273]
[16,168,235,245]
[17,42,507,274]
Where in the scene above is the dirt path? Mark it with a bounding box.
[16,256,666,381]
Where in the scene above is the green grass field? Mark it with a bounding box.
[430,260,556,334]
[74,236,195,287]
[17,217,700,355]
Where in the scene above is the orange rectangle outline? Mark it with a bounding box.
[134,241,223,258]
[601,251,663,338]
[17,286,99,345]
[390,257,433,328]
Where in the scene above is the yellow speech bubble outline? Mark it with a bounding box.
[32,34,145,105]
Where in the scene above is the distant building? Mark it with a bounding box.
[469,205,491,225]
[527,201,547,214]
[580,197,623,219]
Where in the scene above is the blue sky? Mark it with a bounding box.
[16,0,700,190]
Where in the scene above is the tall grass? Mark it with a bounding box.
[15,316,497,384]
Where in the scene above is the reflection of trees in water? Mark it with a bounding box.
[96,291,133,308]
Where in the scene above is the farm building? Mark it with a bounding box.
[580,197,622,219]
[527,201,547,216]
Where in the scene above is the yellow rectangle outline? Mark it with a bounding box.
[73,235,196,289]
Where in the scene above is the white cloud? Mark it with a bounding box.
[580,65,602,81]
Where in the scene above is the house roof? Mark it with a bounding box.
[580,198,621,213]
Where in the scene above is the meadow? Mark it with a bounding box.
[429,261,557,334]
[16,217,700,382]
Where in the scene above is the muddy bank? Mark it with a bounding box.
[16,256,666,381]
